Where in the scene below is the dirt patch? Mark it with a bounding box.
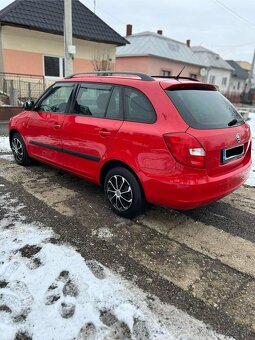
[18,245,42,258]
[0,280,8,288]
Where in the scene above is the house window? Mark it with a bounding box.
[237,81,240,90]
[44,56,64,78]
[222,77,227,86]
[190,74,197,79]
[209,75,215,84]
[161,70,171,77]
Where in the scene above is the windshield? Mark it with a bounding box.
[165,89,244,129]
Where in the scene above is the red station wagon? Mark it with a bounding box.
[9,71,252,218]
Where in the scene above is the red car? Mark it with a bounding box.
[9,72,251,218]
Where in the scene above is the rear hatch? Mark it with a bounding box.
[164,84,251,175]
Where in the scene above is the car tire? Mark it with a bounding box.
[11,132,31,166]
[104,167,146,219]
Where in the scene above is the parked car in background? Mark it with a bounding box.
[9,71,251,218]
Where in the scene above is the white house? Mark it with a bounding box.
[191,46,233,93]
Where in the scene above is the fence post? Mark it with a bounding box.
[3,78,7,94]
[28,82,31,99]
[9,80,18,106]
[0,74,3,94]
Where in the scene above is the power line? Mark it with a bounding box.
[213,0,255,29]
[213,41,255,48]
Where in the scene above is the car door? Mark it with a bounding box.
[60,84,124,180]
[26,82,75,165]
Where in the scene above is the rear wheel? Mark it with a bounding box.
[11,132,31,166]
[104,167,145,219]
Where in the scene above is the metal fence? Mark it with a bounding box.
[0,72,54,105]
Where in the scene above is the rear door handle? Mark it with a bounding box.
[99,129,111,137]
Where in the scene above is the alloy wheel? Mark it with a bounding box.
[106,175,133,212]
[12,137,23,162]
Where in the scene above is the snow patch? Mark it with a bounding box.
[0,136,11,153]
[92,227,113,239]
[0,154,13,161]
[0,191,231,340]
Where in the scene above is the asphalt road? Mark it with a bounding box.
[1,122,255,339]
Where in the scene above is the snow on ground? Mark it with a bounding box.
[246,112,255,186]
[0,188,230,340]
[0,136,10,153]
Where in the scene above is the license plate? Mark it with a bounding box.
[221,144,244,163]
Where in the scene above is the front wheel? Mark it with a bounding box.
[104,167,145,219]
[11,132,31,166]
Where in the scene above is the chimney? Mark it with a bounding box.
[157,30,163,35]
[186,39,191,48]
[126,24,133,36]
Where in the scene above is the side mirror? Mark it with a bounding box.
[23,100,35,110]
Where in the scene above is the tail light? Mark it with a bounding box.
[164,133,206,168]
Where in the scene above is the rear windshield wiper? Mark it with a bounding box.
[228,118,238,126]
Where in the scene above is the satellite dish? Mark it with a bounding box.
[200,68,207,77]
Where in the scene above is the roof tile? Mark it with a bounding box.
[117,32,206,67]
[0,0,127,46]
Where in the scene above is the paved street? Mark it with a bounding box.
[0,120,255,339]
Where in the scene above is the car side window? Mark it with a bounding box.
[124,87,156,123]
[38,84,74,113]
[106,87,123,120]
[74,84,112,118]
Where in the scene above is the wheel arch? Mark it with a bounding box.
[99,160,146,198]
[9,129,21,146]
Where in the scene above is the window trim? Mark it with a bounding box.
[35,82,76,114]
[165,87,244,130]
[43,55,64,80]
[161,69,171,77]
[68,83,124,121]
[123,86,157,124]
[190,73,197,80]
[222,77,227,86]
[209,75,216,84]
[35,81,157,123]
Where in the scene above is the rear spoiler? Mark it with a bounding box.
[160,82,217,91]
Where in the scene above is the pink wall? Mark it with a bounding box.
[115,56,150,73]
[74,59,115,72]
[116,56,202,79]
[3,49,43,75]
[3,49,114,76]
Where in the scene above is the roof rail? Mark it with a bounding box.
[65,71,154,81]
[152,75,199,82]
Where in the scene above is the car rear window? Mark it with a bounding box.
[165,89,244,129]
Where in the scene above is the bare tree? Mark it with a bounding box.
[92,50,112,71]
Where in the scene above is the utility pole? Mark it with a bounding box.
[243,48,255,104]
[248,48,255,86]
[64,0,75,76]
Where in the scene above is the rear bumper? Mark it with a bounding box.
[140,160,252,210]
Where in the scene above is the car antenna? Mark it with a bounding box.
[175,66,185,80]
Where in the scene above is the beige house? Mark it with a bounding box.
[0,0,127,101]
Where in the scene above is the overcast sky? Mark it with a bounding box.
[0,0,254,62]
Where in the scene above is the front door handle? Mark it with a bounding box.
[53,122,61,129]
[99,129,111,137]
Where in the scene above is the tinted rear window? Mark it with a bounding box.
[166,89,244,129]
